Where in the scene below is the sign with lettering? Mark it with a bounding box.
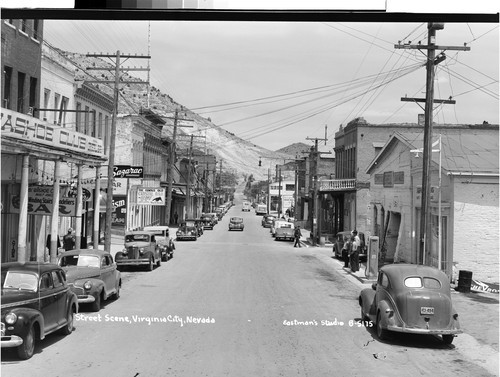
[113,165,144,178]
[1,109,104,157]
[10,186,77,216]
[137,188,165,205]
[112,195,127,225]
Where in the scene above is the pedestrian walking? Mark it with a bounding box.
[294,226,302,248]
[174,212,179,225]
[63,228,76,251]
[350,230,360,272]
[342,235,352,268]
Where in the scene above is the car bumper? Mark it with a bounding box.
[76,294,96,304]
[116,259,152,266]
[176,236,197,240]
[386,324,463,335]
[1,335,23,348]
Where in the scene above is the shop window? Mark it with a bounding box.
[29,77,37,112]
[17,71,26,113]
[3,66,12,109]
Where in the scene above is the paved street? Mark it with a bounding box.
[1,195,498,377]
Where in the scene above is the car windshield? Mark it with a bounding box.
[126,234,150,242]
[231,218,243,223]
[3,271,38,291]
[60,255,100,268]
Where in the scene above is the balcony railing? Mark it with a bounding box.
[319,179,357,191]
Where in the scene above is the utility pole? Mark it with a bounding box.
[395,23,469,265]
[86,51,150,253]
[306,136,328,246]
[179,134,205,219]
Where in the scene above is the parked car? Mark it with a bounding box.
[359,264,462,344]
[228,216,244,231]
[58,249,121,312]
[255,204,267,215]
[332,231,368,261]
[275,222,295,241]
[184,219,203,238]
[115,231,162,271]
[242,201,251,212]
[206,213,219,225]
[1,262,78,359]
[200,214,215,230]
[261,214,276,228]
[176,222,198,241]
[144,225,175,261]
[270,219,288,237]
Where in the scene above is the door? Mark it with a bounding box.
[38,272,58,332]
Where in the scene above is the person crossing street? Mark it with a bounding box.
[293,226,302,248]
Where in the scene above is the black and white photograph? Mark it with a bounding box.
[1,1,499,376]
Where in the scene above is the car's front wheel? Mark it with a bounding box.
[148,257,154,271]
[376,312,388,341]
[91,292,101,312]
[17,324,35,360]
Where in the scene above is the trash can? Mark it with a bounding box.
[457,270,473,293]
[319,236,326,246]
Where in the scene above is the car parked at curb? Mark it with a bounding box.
[1,262,78,359]
[184,219,203,238]
[143,226,175,261]
[176,222,198,241]
[359,264,462,344]
[58,249,122,312]
[115,231,162,271]
[200,214,215,230]
[228,217,244,231]
[275,222,295,241]
[261,214,276,228]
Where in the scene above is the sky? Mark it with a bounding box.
[23,6,500,151]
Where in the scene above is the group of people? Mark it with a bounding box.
[46,228,77,254]
[342,230,361,272]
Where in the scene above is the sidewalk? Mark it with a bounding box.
[300,228,499,364]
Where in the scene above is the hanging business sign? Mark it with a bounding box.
[137,188,165,205]
[113,165,144,178]
[10,186,77,216]
[112,195,127,225]
[1,109,104,157]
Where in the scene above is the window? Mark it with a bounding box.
[43,89,50,120]
[53,93,60,124]
[17,72,26,113]
[3,66,12,109]
[21,19,27,33]
[379,273,390,288]
[285,184,295,191]
[39,273,53,291]
[404,277,422,288]
[84,106,90,135]
[52,271,64,288]
[29,77,37,112]
[75,102,82,132]
[98,112,103,139]
[59,96,68,126]
[33,20,39,40]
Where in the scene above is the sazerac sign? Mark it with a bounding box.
[137,188,166,206]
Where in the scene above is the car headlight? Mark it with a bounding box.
[84,280,93,290]
[139,247,145,254]
[122,248,128,254]
[5,312,17,325]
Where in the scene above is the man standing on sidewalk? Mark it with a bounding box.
[294,226,302,248]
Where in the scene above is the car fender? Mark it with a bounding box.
[74,278,105,299]
[376,299,397,328]
[359,289,376,320]
[8,307,46,340]
[65,291,79,319]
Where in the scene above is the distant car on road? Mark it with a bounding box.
[228,216,244,231]
[200,214,215,230]
[1,262,78,359]
[242,201,251,212]
[115,231,162,271]
[275,222,295,241]
[58,249,121,312]
[143,225,175,261]
[184,219,204,238]
[255,204,267,215]
[359,264,462,344]
[176,222,198,241]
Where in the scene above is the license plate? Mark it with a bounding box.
[421,307,434,315]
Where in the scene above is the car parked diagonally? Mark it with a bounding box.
[1,262,78,360]
[58,249,122,312]
[359,264,462,344]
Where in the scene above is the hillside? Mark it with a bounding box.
[64,50,293,182]
[276,142,312,157]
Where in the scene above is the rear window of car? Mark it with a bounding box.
[404,276,442,289]
[404,277,422,288]
[231,218,243,223]
[423,277,442,289]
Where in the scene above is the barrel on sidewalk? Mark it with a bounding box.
[457,270,473,293]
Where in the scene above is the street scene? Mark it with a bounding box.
[1,3,499,377]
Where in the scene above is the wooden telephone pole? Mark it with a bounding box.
[395,23,469,265]
[306,133,328,246]
[86,51,150,253]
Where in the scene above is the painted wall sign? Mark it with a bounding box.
[10,186,77,216]
[137,188,165,205]
[1,109,104,157]
[113,165,144,178]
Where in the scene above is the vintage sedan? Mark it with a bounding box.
[1,262,78,359]
[144,225,175,261]
[261,214,276,228]
[228,217,244,231]
[115,231,162,271]
[275,222,295,241]
[359,264,462,344]
[58,249,121,312]
[200,214,215,230]
[185,219,204,237]
[176,222,198,241]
